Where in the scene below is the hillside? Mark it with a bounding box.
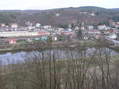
[0,6,119,26]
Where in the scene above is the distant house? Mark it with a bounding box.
[66,28,72,32]
[111,21,119,28]
[8,39,16,44]
[55,13,60,17]
[43,25,52,29]
[90,13,95,16]
[0,23,6,27]
[88,30,101,34]
[80,12,88,14]
[81,26,85,30]
[41,36,49,41]
[33,36,48,41]
[38,31,50,36]
[107,33,117,40]
[52,36,58,41]
[61,31,75,36]
[87,25,94,30]
[98,25,107,30]
[87,30,101,39]
[11,23,18,29]
[61,31,76,40]
[104,29,119,35]
[35,23,41,28]
[74,26,79,31]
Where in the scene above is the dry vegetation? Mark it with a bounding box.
[0,47,119,89]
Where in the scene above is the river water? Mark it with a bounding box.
[0,47,118,64]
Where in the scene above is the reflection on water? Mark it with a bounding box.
[0,47,118,64]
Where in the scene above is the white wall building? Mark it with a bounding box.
[0,31,39,37]
[11,23,18,28]
[98,25,107,30]
[87,25,94,30]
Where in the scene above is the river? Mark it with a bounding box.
[0,47,118,64]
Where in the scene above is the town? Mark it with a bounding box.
[0,20,119,47]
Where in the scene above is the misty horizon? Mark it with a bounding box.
[0,0,118,10]
[0,6,119,11]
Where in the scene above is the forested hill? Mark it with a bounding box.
[0,6,119,26]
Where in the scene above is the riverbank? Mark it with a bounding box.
[0,40,109,53]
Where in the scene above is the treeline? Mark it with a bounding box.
[0,47,119,89]
[1,6,119,26]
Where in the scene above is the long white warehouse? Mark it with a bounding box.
[0,31,50,37]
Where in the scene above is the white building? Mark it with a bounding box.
[0,23,6,27]
[107,33,117,40]
[0,31,39,37]
[87,25,94,30]
[98,25,107,30]
[11,23,18,28]
[90,13,95,16]
[36,23,41,28]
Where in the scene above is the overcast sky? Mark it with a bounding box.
[0,0,118,10]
